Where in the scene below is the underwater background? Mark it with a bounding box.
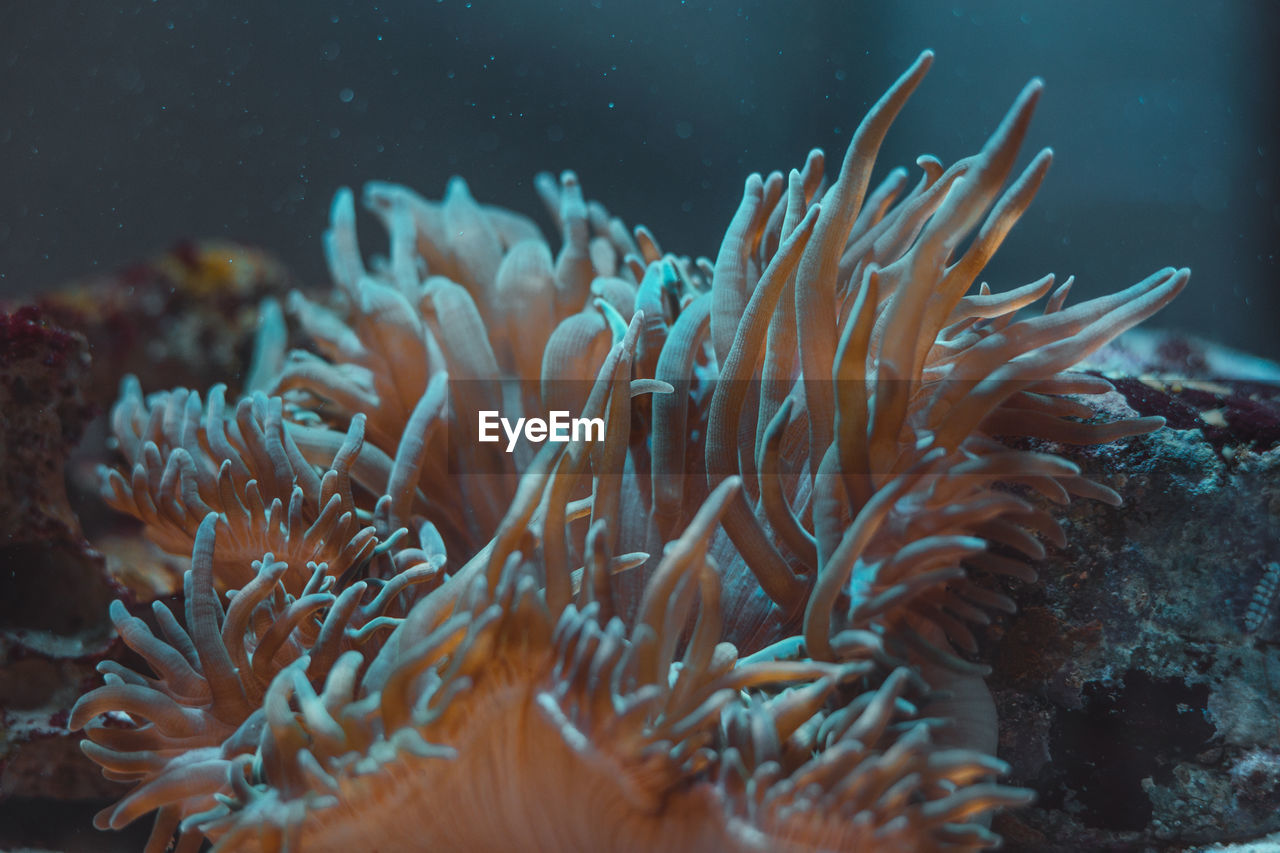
[1,0,1277,358]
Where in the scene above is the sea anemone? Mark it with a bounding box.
[73,51,1188,851]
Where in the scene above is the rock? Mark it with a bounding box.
[991,331,1280,851]
[0,307,121,802]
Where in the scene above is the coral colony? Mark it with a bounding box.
[72,52,1188,850]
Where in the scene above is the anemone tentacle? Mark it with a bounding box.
[77,51,1186,851]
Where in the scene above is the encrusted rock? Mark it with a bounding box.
[0,307,120,802]
[991,332,1280,851]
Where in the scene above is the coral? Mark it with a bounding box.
[72,52,1194,851]
[29,239,295,414]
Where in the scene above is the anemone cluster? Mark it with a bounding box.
[72,52,1188,851]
